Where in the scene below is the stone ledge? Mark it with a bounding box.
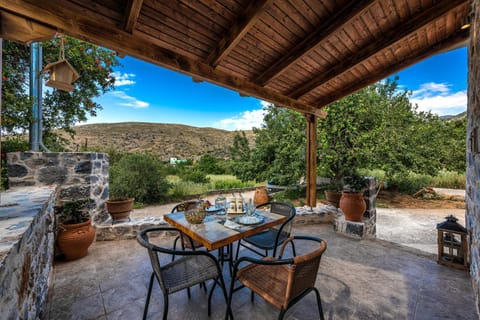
[95,217,167,241]
[334,215,376,240]
[294,205,339,224]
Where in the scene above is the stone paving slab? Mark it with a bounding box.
[46,224,477,319]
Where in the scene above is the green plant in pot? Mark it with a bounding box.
[339,174,369,222]
[106,180,134,222]
[56,199,95,261]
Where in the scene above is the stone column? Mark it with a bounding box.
[466,0,480,313]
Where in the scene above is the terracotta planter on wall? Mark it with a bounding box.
[57,219,95,261]
[339,192,366,222]
[106,198,134,221]
[254,187,269,206]
[324,191,342,208]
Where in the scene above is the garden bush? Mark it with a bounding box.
[109,152,170,204]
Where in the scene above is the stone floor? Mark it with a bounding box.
[45,223,477,320]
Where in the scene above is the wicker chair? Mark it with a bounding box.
[235,201,296,259]
[137,226,231,320]
[227,236,327,320]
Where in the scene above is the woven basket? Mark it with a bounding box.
[184,208,206,224]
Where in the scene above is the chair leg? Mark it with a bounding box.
[235,240,241,260]
[278,308,286,320]
[162,294,169,320]
[250,290,254,302]
[290,240,297,257]
[143,272,155,320]
[187,287,191,299]
[171,236,179,262]
[208,281,217,316]
[313,287,325,320]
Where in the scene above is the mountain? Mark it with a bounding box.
[63,122,255,161]
[439,111,467,121]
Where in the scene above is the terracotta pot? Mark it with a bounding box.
[106,198,134,220]
[57,219,95,261]
[254,187,269,206]
[339,192,366,222]
[324,191,342,208]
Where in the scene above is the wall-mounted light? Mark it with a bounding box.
[461,15,472,30]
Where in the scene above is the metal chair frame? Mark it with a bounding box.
[227,235,327,320]
[235,201,296,259]
[137,226,232,320]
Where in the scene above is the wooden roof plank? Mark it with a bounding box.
[123,0,143,33]
[255,0,376,86]
[316,29,469,107]
[205,0,273,67]
[289,0,467,99]
[0,0,326,118]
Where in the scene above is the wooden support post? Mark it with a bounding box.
[305,114,317,207]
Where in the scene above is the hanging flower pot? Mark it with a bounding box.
[339,192,366,222]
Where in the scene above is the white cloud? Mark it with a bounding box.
[215,108,265,130]
[111,71,136,86]
[410,82,466,116]
[109,91,149,108]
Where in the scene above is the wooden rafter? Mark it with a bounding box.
[123,0,143,33]
[0,0,326,118]
[289,0,467,99]
[255,0,376,86]
[205,0,273,67]
[0,11,55,44]
[316,29,469,108]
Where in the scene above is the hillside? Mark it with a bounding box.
[63,122,255,161]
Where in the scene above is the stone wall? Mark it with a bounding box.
[7,152,109,223]
[467,0,480,313]
[0,186,56,319]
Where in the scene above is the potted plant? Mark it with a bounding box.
[56,199,95,261]
[324,180,343,208]
[339,174,368,222]
[106,185,134,222]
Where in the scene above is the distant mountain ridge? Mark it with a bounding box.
[63,122,255,161]
[439,111,466,121]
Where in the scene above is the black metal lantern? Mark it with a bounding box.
[436,215,468,270]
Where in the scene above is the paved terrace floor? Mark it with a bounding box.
[45,222,477,320]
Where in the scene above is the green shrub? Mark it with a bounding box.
[179,168,210,184]
[431,170,466,189]
[388,172,432,194]
[109,153,170,204]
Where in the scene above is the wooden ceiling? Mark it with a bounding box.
[0,0,472,118]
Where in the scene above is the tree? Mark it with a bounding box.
[1,35,120,149]
[249,105,306,185]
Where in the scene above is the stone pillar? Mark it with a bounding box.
[467,0,480,313]
[6,152,110,223]
[333,176,377,239]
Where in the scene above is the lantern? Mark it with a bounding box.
[436,215,468,270]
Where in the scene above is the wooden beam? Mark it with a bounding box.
[289,0,468,99]
[0,11,55,44]
[123,0,143,33]
[205,0,273,67]
[305,114,317,207]
[256,0,375,86]
[316,30,470,108]
[0,0,326,118]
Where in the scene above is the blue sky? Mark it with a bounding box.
[89,46,468,130]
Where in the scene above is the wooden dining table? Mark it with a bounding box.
[163,209,287,251]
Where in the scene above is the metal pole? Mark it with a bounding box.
[29,42,44,152]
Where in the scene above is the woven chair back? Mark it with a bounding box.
[286,240,327,304]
